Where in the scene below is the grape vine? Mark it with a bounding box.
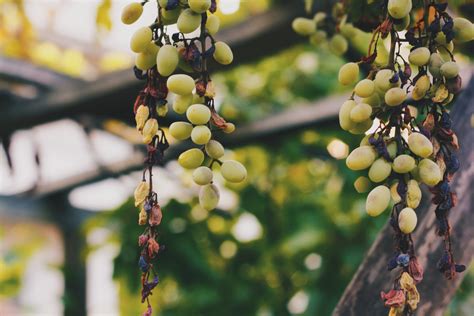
[294,0,473,314]
[121,1,247,314]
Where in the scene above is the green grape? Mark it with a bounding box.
[188,0,211,13]
[398,207,417,234]
[410,166,422,182]
[418,158,442,186]
[346,146,377,170]
[167,74,195,95]
[387,0,412,19]
[292,17,316,36]
[429,53,444,78]
[339,23,358,38]
[453,17,474,43]
[387,142,397,159]
[178,148,204,169]
[221,160,247,183]
[121,2,143,24]
[408,47,430,66]
[368,158,392,183]
[206,14,220,36]
[440,61,459,79]
[338,100,357,131]
[161,8,181,25]
[354,79,375,98]
[338,62,359,86]
[309,31,327,46]
[329,34,348,56]
[412,75,430,100]
[408,132,433,158]
[394,14,410,31]
[205,140,224,159]
[173,94,193,114]
[177,9,202,34]
[354,176,371,193]
[362,93,381,107]
[366,185,391,217]
[130,27,153,53]
[187,104,211,125]
[223,123,236,134]
[393,154,416,173]
[136,51,157,71]
[199,184,220,210]
[169,121,193,140]
[192,93,205,104]
[374,69,399,92]
[157,44,178,76]
[390,182,402,203]
[349,119,372,135]
[213,41,233,65]
[350,103,372,123]
[384,87,406,106]
[313,12,326,25]
[192,166,213,185]
[191,125,212,145]
[406,179,422,209]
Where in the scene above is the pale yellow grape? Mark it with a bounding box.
[366,185,391,216]
[368,158,392,183]
[453,17,474,43]
[206,15,220,35]
[440,61,459,79]
[362,93,381,107]
[354,176,371,193]
[313,12,326,25]
[388,0,412,19]
[205,140,224,159]
[135,105,149,131]
[375,69,399,91]
[350,103,372,123]
[338,62,359,86]
[398,207,417,234]
[121,2,143,24]
[339,23,358,38]
[387,142,397,159]
[309,31,327,46]
[393,154,416,173]
[418,158,442,186]
[408,133,433,158]
[177,9,202,34]
[193,166,213,185]
[169,121,193,140]
[136,52,156,71]
[406,179,422,208]
[349,119,373,135]
[390,182,402,203]
[412,75,430,100]
[167,74,195,95]
[157,44,178,76]
[339,100,357,131]
[213,42,233,65]
[408,47,430,66]
[191,125,212,145]
[354,79,375,98]
[346,146,377,170]
[130,27,152,53]
[394,14,410,31]
[329,34,348,56]
[187,104,211,125]
[429,53,444,78]
[178,148,204,169]
[142,118,159,144]
[188,0,211,13]
[157,103,169,117]
[161,8,181,25]
[199,184,220,210]
[172,94,193,114]
[221,160,247,183]
[385,87,406,106]
[292,17,316,36]
[223,123,236,134]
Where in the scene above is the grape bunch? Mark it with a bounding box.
[296,0,473,313]
[122,0,247,313]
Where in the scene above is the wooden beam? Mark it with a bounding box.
[333,78,474,316]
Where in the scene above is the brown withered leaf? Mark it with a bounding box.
[149,205,163,226]
[423,113,435,132]
[451,133,459,150]
[432,138,441,156]
[147,238,160,258]
[211,108,228,130]
[437,155,447,175]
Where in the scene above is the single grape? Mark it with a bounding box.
[130,27,152,53]
[440,61,459,79]
[349,119,373,135]
[292,17,316,36]
[387,0,412,19]
[178,148,205,169]
[394,14,410,31]
[309,31,327,46]
[387,142,397,159]
[121,2,143,25]
[366,185,391,217]
[429,53,444,78]
[406,179,422,209]
[374,69,399,92]
[408,47,430,66]
[368,158,392,183]
[191,125,212,145]
[206,14,220,36]
[157,44,178,76]
[169,121,193,140]
[161,8,181,25]
[213,42,233,65]
[193,166,213,185]
[177,8,202,34]
[350,103,372,123]
[418,158,442,186]
[329,34,348,56]
[188,0,211,13]
[393,154,416,173]
[385,87,406,106]
[187,104,211,125]
[362,93,381,107]
[221,160,247,183]
[453,17,474,43]
[199,184,220,210]
[408,133,433,158]
[354,176,371,193]
[167,74,195,95]
[338,62,359,86]
[205,140,225,159]
[313,12,327,25]
[398,207,417,234]
[339,100,357,131]
[346,146,377,170]
[354,79,375,98]
[223,123,236,134]
[135,52,156,71]
[173,93,193,114]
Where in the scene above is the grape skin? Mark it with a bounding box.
[199,184,220,210]
[193,166,213,185]
[398,207,417,234]
[157,44,179,77]
[169,121,193,140]
[366,185,391,217]
[221,160,247,183]
[167,74,195,95]
[338,62,359,86]
[346,146,377,170]
[187,104,211,125]
[191,125,212,145]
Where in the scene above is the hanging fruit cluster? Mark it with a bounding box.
[295,0,473,314]
[122,0,247,314]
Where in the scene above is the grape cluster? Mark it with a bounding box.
[122,0,246,313]
[296,0,473,313]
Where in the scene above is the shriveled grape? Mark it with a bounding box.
[412,75,430,100]
[366,185,391,217]
[187,104,211,125]
[142,118,158,144]
[390,182,402,203]
[406,179,422,209]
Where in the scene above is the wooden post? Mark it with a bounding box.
[333,78,474,315]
